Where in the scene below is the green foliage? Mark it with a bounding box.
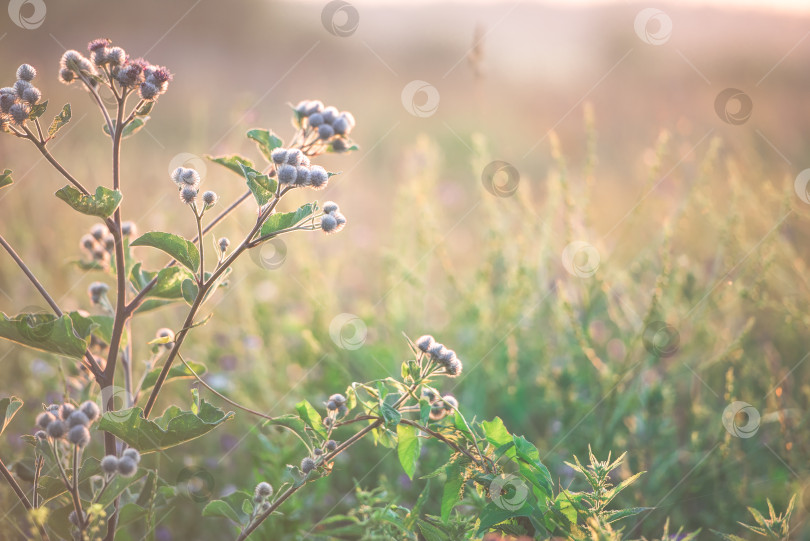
[260,202,317,237]
[48,103,71,137]
[131,231,200,272]
[0,169,12,190]
[55,185,123,218]
[240,163,278,207]
[246,128,283,162]
[0,311,91,359]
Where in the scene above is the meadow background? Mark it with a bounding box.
[0,0,809,538]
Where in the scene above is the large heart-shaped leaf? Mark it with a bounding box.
[98,399,233,453]
[246,128,283,162]
[259,203,316,237]
[55,185,122,218]
[206,154,254,176]
[0,312,89,359]
[131,232,200,273]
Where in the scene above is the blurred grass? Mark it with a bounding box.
[0,1,809,539]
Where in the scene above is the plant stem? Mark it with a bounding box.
[0,456,51,541]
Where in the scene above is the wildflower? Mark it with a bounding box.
[333,212,347,232]
[16,64,36,82]
[202,191,218,207]
[277,164,297,185]
[121,221,137,237]
[117,456,137,477]
[60,50,96,77]
[9,103,29,125]
[46,420,66,439]
[314,448,323,456]
[321,214,337,234]
[332,112,355,135]
[35,430,47,440]
[308,113,324,127]
[416,335,435,353]
[300,457,315,474]
[180,186,198,205]
[58,69,76,84]
[123,448,141,464]
[338,404,348,418]
[422,389,438,403]
[325,440,337,452]
[60,403,76,420]
[317,124,334,140]
[286,149,304,166]
[144,66,172,93]
[218,237,230,252]
[270,148,287,165]
[88,282,109,304]
[329,394,346,407]
[103,233,115,251]
[67,425,90,447]
[14,79,31,97]
[442,395,458,411]
[22,87,41,105]
[106,47,126,66]
[68,410,90,428]
[36,412,55,429]
[309,166,328,190]
[429,404,447,421]
[80,400,100,422]
[321,106,339,125]
[115,62,143,87]
[326,399,337,411]
[446,358,462,377]
[428,342,444,357]
[295,166,311,187]
[87,38,111,53]
[139,81,158,101]
[90,223,107,240]
[171,167,201,189]
[0,93,15,114]
[255,482,273,500]
[331,138,349,153]
[322,201,339,215]
[100,455,119,474]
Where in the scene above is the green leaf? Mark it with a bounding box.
[140,360,207,390]
[181,278,199,305]
[263,414,314,449]
[554,491,578,523]
[66,311,98,341]
[418,519,449,541]
[295,400,327,439]
[476,501,534,534]
[134,299,175,314]
[133,266,194,299]
[47,104,71,138]
[131,232,200,273]
[246,128,283,162]
[380,401,401,429]
[0,312,88,359]
[206,154,255,176]
[513,436,553,498]
[396,423,420,480]
[483,417,513,450]
[28,100,48,120]
[239,163,277,207]
[202,500,241,523]
[259,202,316,237]
[97,399,234,453]
[441,456,470,522]
[135,100,154,116]
[103,116,149,138]
[55,185,122,218]
[0,169,12,190]
[0,397,23,435]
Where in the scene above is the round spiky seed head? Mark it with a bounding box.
[16,64,36,82]
[100,455,119,474]
[68,410,90,428]
[156,327,175,345]
[307,113,324,127]
[123,448,141,464]
[321,106,339,125]
[121,221,137,237]
[427,342,444,357]
[68,510,86,527]
[326,399,337,411]
[317,124,334,140]
[36,411,55,429]
[68,425,91,447]
[277,164,297,185]
[286,149,304,166]
[180,186,198,205]
[270,147,287,165]
[437,348,456,366]
[88,38,111,53]
[416,335,435,353]
[88,282,109,303]
[255,481,273,499]
[309,166,328,190]
[0,93,15,114]
[107,47,126,66]
[58,68,76,84]
[117,456,137,477]
[60,403,76,420]
[313,448,323,456]
[422,389,438,403]
[429,404,447,421]
[35,430,47,440]
[442,395,459,411]
[9,103,29,125]
[0,87,14,95]
[332,212,346,232]
[323,417,333,427]
[218,238,230,252]
[46,404,60,414]
[338,404,348,418]
[294,100,310,115]
[322,201,339,215]
[330,138,349,153]
[91,48,108,66]
[103,233,115,252]
[180,168,201,187]
[80,400,100,422]
[295,166,311,186]
[446,358,462,377]
[325,440,337,451]
[139,81,159,101]
[300,154,311,167]
[304,100,324,116]
[90,223,106,240]
[332,116,350,135]
[14,79,31,97]
[300,457,316,474]
[22,86,41,105]
[46,420,66,439]
[202,191,218,207]
[328,394,346,406]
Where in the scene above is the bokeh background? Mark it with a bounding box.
[1,0,809,538]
